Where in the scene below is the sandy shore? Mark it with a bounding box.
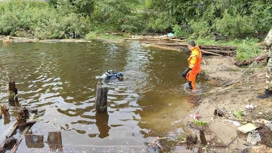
[182,55,272,152]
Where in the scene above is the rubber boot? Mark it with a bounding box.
[188,82,192,90]
[257,89,272,99]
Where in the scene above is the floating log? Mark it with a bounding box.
[95,86,108,113]
[234,52,269,66]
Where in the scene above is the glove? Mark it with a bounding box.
[267,57,270,63]
[182,68,191,78]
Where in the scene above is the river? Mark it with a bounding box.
[0,40,205,152]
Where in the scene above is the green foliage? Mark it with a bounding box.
[233,110,244,120]
[173,25,182,37]
[214,10,254,39]
[193,119,208,126]
[146,12,175,33]
[85,31,97,40]
[48,0,94,16]
[0,0,271,41]
[235,40,263,61]
[92,0,140,33]
[0,0,90,39]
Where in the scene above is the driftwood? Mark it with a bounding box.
[201,49,222,56]
[142,43,181,52]
[156,43,236,51]
[143,44,223,56]
[234,52,269,66]
[10,125,32,153]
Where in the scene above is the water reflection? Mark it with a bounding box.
[95,112,110,138]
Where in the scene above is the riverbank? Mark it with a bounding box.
[1,35,271,152]
[182,55,272,152]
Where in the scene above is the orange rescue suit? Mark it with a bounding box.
[186,45,202,90]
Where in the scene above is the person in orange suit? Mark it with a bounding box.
[182,40,202,91]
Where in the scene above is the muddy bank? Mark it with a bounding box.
[182,56,272,152]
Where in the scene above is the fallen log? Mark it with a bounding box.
[7,122,18,138]
[201,49,222,56]
[142,43,181,52]
[10,125,32,153]
[156,43,237,51]
[234,52,268,66]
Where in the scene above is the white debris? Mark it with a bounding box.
[237,123,259,133]
[247,130,261,145]
[245,104,254,110]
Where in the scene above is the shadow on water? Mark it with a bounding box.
[0,40,207,152]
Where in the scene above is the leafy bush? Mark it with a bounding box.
[0,0,90,39]
[146,12,175,33]
[214,10,254,39]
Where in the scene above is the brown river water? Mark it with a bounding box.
[0,40,207,152]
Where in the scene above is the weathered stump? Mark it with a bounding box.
[25,134,44,148]
[8,81,18,103]
[48,132,63,151]
[95,86,108,113]
[1,104,10,123]
[186,135,197,150]
[16,108,29,126]
[199,130,207,145]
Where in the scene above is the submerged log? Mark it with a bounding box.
[234,52,269,66]
[95,86,108,113]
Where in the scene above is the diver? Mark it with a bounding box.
[100,70,124,82]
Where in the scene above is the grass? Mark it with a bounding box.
[195,38,264,61]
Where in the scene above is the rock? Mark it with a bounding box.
[238,123,259,133]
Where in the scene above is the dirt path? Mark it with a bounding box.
[182,56,272,152]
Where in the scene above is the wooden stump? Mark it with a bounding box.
[95,86,108,113]
[199,130,207,145]
[16,108,29,126]
[25,134,44,148]
[8,81,18,103]
[48,132,63,151]
[1,104,9,121]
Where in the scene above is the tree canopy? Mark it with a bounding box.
[0,0,271,40]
